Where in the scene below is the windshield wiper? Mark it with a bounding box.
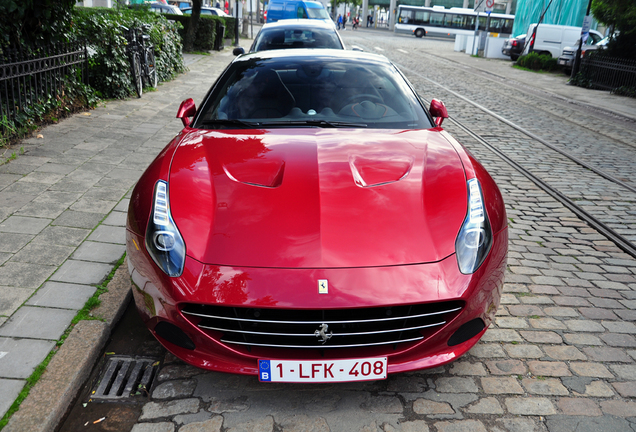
[198,119,261,129]
[258,120,368,128]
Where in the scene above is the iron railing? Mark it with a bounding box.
[0,41,88,126]
[578,54,636,97]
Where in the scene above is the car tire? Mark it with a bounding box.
[415,28,425,38]
[564,68,572,75]
[511,54,519,61]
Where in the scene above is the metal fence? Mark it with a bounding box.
[579,54,636,96]
[0,41,87,126]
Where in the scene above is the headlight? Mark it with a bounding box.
[145,180,186,277]
[455,178,493,274]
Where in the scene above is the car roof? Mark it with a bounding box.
[261,19,336,30]
[234,48,391,65]
[183,6,222,10]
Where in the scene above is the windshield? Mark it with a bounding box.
[253,28,343,51]
[193,55,433,130]
[306,7,330,19]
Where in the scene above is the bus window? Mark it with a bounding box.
[478,16,487,31]
[488,17,502,31]
[398,9,412,23]
[446,14,471,29]
[465,15,476,29]
[430,12,444,26]
[414,11,428,25]
[501,18,513,34]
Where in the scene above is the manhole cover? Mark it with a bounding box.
[90,356,159,401]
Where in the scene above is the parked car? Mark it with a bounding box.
[181,6,229,16]
[150,2,183,14]
[233,19,345,55]
[125,49,508,381]
[265,0,331,25]
[501,34,526,61]
[558,35,608,74]
[525,23,603,58]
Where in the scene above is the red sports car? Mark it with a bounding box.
[126,49,507,382]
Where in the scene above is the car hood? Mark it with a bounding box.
[168,128,468,268]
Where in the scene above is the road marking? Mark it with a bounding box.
[397,49,408,54]
[374,47,384,51]
[0,352,8,360]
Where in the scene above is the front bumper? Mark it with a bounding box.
[126,227,507,376]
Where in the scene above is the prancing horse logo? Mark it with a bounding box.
[314,323,333,344]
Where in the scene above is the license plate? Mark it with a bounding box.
[558,60,566,65]
[259,358,387,382]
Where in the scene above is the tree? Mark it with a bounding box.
[183,0,203,52]
[591,0,636,59]
[0,0,76,47]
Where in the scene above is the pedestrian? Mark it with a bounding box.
[366,15,370,27]
[343,15,347,30]
[337,14,342,30]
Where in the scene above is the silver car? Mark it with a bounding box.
[558,34,606,74]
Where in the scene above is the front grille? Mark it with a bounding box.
[181,301,463,350]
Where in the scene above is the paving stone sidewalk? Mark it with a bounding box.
[0,50,236,420]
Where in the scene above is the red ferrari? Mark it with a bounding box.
[126,50,507,382]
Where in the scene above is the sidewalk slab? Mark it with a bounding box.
[52,210,105,229]
[87,225,126,244]
[0,379,25,419]
[26,281,97,310]
[72,241,126,264]
[0,307,76,340]
[0,262,57,289]
[0,216,51,235]
[50,260,112,285]
[0,338,56,379]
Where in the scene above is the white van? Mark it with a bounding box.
[525,23,603,58]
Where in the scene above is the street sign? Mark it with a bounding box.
[581,15,592,43]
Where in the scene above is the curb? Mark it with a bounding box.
[3,264,132,432]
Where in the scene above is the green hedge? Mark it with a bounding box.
[73,7,186,99]
[516,52,558,72]
[166,14,236,52]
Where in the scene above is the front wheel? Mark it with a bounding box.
[131,53,143,98]
[415,28,425,38]
[146,49,158,88]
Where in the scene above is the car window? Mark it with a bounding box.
[253,28,342,51]
[589,33,602,44]
[194,56,433,130]
[306,7,329,19]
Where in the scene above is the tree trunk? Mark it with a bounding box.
[184,0,203,52]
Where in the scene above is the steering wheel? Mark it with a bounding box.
[341,93,383,107]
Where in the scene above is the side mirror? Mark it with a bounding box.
[429,99,448,127]
[176,98,196,127]
[233,47,245,56]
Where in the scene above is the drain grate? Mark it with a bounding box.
[91,356,159,401]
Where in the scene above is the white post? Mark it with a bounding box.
[362,0,369,26]
[389,0,396,30]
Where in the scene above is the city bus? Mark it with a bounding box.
[395,5,514,38]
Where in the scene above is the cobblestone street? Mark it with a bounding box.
[1,29,636,432]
